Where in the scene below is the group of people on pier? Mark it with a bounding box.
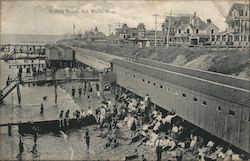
[58,106,94,127]
[71,82,100,99]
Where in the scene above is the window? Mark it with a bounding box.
[216,106,222,112]
[229,110,235,116]
[193,97,198,102]
[142,79,145,82]
[187,29,190,33]
[133,75,135,78]
[160,85,163,88]
[211,29,214,34]
[178,29,181,33]
[202,101,207,106]
[239,10,243,16]
[196,29,199,34]
[153,83,156,86]
[182,93,186,97]
[148,81,150,84]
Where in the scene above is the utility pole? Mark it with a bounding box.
[166,10,172,48]
[115,22,121,45]
[152,14,159,47]
[243,0,247,42]
[73,23,76,40]
[107,24,112,44]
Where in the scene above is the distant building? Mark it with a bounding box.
[45,44,75,68]
[162,12,219,46]
[213,3,249,46]
[115,23,151,47]
[84,27,106,41]
[115,24,137,43]
[145,30,163,46]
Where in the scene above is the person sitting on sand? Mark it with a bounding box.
[110,135,119,149]
[81,109,85,119]
[86,106,93,116]
[145,132,159,147]
[162,113,177,124]
[153,120,162,133]
[124,149,138,161]
[189,134,197,151]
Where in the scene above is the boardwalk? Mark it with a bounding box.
[0,69,99,103]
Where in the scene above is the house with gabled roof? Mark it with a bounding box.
[212,3,249,46]
[115,23,152,47]
[162,12,219,46]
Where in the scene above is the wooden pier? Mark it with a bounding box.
[0,115,97,136]
[0,70,99,103]
[9,63,46,69]
[1,43,45,54]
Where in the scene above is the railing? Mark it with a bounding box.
[0,76,19,92]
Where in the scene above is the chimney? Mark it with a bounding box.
[207,19,211,24]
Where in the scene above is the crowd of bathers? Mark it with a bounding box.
[94,90,246,161]
[56,83,246,161]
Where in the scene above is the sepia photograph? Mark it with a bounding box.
[0,0,249,160]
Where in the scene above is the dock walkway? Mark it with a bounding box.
[0,69,99,102]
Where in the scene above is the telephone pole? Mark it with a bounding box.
[115,22,122,45]
[152,14,159,47]
[107,24,112,44]
[166,10,172,48]
[243,0,247,42]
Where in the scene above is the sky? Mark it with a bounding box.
[0,0,247,35]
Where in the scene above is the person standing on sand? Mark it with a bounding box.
[65,109,70,126]
[141,154,147,161]
[72,86,75,97]
[155,136,163,161]
[40,103,44,115]
[59,110,64,127]
[85,128,90,151]
[78,87,82,97]
[19,135,24,154]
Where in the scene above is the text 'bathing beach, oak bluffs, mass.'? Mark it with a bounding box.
[0,0,249,160]
[49,8,117,15]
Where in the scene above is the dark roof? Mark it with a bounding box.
[229,3,249,12]
[163,16,190,28]
[146,30,163,35]
[163,15,215,30]
[178,24,189,30]
[196,17,209,30]
[127,37,149,41]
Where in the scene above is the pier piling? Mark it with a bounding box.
[8,123,12,136]
[55,81,58,104]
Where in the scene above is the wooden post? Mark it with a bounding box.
[98,72,103,100]
[55,80,57,104]
[8,123,11,136]
[17,74,21,104]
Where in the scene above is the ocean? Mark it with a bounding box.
[0,34,69,45]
